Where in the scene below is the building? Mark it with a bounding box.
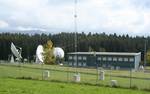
[67,52,141,70]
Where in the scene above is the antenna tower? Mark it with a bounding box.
[74,0,78,72]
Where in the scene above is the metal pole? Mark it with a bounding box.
[144,40,147,68]
[110,65,112,81]
[96,61,98,84]
[67,62,69,82]
[41,63,44,80]
[130,63,132,88]
[19,48,22,77]
[94,52,98,84]
[18,59,21,77]
[74,0,78,74]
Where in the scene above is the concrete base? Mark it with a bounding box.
[43,70,50,80]
[73,73,80,82]
[111,80,117,87]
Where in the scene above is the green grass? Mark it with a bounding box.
[0,78,149,94]
[0,63,150,90]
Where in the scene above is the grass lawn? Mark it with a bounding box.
[0,63,150,90]
[0,78,149,94]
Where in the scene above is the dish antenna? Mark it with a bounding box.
[36,45,44,64]
[53,47,64,59]
[11,42,22,60]
[53,47,64,65]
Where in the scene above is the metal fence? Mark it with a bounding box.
[0,60,150,90]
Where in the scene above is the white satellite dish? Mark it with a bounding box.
[53,47,64,59]
[11,42,22,59]
[36,45,44,64]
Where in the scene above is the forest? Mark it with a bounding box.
[0,32,149,64]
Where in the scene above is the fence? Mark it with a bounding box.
[0,60,150,90]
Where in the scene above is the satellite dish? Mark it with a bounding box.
[36,45,44,64]
[11,42,22,59]
[53,47,64,59]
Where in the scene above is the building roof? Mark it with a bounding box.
[68,52,141,56]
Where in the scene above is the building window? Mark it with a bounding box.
[73,62,77,66]
[78,56,82,60]
[102,57,106,61]
[69,62,72,66]
[116,66,120,70]
[74,56,77,60]
[69,56,72,60]
[118,57,123,61]
[102,64,106,68]
[113,57,117,61]
[97,57,102,61]
[78,62,82,66]
[83,56,87,60]
[124,58,128,62]
[83,62,86,66]
[108,65,111,68]
[129,58,134,62]
[108,57,112,61]
[111,66,115,70]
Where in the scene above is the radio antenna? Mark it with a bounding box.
[74,0,78,73]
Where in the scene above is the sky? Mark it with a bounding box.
[0,0,150,36]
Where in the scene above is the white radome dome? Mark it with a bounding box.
[53,47,64,59]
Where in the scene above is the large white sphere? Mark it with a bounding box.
[53,47,64,59]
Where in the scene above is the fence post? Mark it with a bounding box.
[67,62,69,82]
[130,64,132,88]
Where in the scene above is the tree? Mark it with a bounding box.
[43,40,56,65]
[0,32,149,64]
[88,46,94,52]
[99,47,106,52]
[146,50,150,66]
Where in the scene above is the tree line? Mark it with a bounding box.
[0,32,150,64]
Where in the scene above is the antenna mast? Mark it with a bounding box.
[144,39,147,67]
[74,0,77,53]
[74,0,78,72]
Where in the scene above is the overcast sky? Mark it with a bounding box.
[0,0,150,36]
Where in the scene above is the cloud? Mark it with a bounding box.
[82,0,150,36]
[0,0,150,36]
[0,20,9,28]
[0,0,75,29]
[16,26,46,31]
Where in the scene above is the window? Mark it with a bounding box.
[83,56,87,60]
[113,57,117,61]
[69,56,72,60]
[73,62,77,66]
[102,57,106,61]
[116,66,120,70]
[83,62,87,66]
[129,58,134,62]
[74,56,77,60]
[97,57,102,61]
[78,62,82,66]
[118,57,123,61]
[124,58,128,62]
[108,57,112,61]
[108,65,111,68]
[102,64,106,68]
[69,62,72,66]
[111,66,114,70]
[78,56,82,60]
